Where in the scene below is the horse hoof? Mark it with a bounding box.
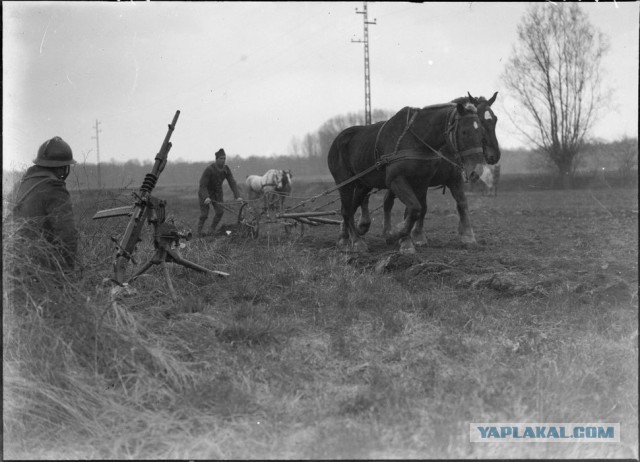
[357,223,371,236]
[352,240,369,253]
[385,232,400,245]
[337,238,351,250]
[399,243,416,255]
[411,234,428,246]
[460,236,477,246]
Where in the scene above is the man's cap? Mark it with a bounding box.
[215,148,226,159]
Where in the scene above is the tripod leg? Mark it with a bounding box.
[161,261,178,301]
[166,248,230,277]
[127,259,155,283]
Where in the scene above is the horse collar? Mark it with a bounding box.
[446,107,483,160]
[445,107,462,155]
[444,107,481,183]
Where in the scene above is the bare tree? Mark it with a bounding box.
[501,4,610,188]
[371,109,395,124]
[288,136,302,157]
[612,136,638,185]
[317,113,362,159]
[302,133,320,158]
[315,109,396,159]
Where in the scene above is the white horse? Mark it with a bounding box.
[246,169,285,210]
[479,164,494,195]
[273,170,293,211]
[479,164,500,196]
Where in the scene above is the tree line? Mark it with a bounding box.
[3,128,635,196]
[41,108,398,192]
[54,135,637,193]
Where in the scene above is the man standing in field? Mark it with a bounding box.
[197,148,243,237]
[11,136,79,272]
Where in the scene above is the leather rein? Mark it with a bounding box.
[325,105,484,196]
[374,105,484,180]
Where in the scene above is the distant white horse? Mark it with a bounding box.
[246,169,285,210]
[479,164,494,195]
[273,170,293,211]
[479,164,500,196]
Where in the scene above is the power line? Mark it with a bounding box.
[352,2,376,125]
[92,119,102,189]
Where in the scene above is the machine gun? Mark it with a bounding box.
[93,110,228,299]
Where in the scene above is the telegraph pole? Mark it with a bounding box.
[92,119,102,189]
[352,2,376,125]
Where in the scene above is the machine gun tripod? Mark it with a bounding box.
[129,201,228,301]
[98,195,229,302]
[92,110,229,301]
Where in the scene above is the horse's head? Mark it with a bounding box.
[280,170,292,190]
[448,101,485,182]
[272,169,284,189]
[464,92,501,165]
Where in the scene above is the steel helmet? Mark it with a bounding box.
[34,136,76,167]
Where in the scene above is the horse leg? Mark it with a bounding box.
[382,190,395,239]
[386,177,420,254]
[356,185,372,235]
[447,180,476,245]
[410,189,428,246]
[337,185,368,252]
[337,187,351,248]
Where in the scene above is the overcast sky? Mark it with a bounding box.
[3,1,638,170]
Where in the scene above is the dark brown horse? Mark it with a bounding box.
[327,100,485,254]
[380,92,501,246]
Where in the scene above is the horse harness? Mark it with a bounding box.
[260,172,281,189]
[374,104,484,182]
[319,105,483,199]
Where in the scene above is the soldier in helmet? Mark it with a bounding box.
[12,136,79,271]
[197,148,243,237]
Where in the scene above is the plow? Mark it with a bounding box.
[227,190,344,239]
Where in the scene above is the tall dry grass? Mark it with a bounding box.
[3,185,638,459]
[3,218,198,458]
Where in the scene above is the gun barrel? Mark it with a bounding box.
[106,110,181,285]
[152,110,180,177]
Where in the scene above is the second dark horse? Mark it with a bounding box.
[327,99,486,254]
[381,92,501,246]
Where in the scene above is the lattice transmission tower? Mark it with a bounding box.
[351,2,376,125]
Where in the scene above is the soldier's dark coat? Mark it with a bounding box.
[12,165,79,269]
[198,163,240,203]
